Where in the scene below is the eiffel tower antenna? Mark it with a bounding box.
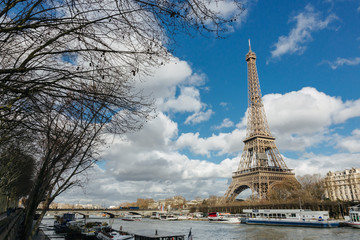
[224,42,298,201]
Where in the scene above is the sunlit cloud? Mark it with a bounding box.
[212,118,234,130]
[322,57,360,69]
[185,109,214,124]
[220,102,228,107]
[262,87,360,151]
[335,129,360,153]
[175,129,245,157]
[270,4,337,59]
[55,86,360,206]
[207,0,249,30]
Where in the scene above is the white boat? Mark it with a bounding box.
[208,212,223,221]
[221,214,241,223]
[208,212,241,223]
[150,212,161,219]
[159,214,178,221]
[348,204,360,228]
[243,209,340,228]
[177,215,192,220]
[97,231,134,240]
[121,213,142,221]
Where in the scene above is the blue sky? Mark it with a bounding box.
[58,0,360,206]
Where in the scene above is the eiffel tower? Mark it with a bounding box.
[224,41,298,202]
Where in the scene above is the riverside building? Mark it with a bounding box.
[324,168,360,201]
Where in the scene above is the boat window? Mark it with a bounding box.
[281,214,286,219]
[264,214,268,217]
[290,213,296,217]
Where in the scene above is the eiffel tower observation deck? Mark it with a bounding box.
[224,41,298,202]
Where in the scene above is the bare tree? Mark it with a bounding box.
[267,181,299,202]
[23,96,110,239]
[297,174,325,201]
[267,174,326,202]
[1,0,243,134]
[0,145,35,208]
[0,0,244,239]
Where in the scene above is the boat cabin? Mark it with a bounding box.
[133,230,185,240]
[349,205,360,222]
[243,209,330,221]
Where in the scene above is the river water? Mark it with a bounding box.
[41,217,359,240]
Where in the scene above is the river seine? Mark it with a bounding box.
[41,217,358,240]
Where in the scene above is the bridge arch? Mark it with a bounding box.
[128,212,141,215]
[101,212,117,218]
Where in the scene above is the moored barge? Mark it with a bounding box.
[243,209,340,228]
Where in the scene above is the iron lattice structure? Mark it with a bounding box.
[224,41,298,202]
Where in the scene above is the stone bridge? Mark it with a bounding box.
[39,208,166,218]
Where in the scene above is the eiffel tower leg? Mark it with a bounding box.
[224,181,237,202]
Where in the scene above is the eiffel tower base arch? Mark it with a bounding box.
[225,167,298,202]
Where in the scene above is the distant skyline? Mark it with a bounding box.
[57,0,360,207]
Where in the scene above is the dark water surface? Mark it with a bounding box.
[41,217,359,240]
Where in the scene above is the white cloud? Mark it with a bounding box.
[207,0,249,29]
[160,87,202,113]
[183,72,207,86]
[56,113,241,205]
[220,102,228,107]
[185,109,214,124]
[264,87,342,135]
[135,58,211,116]
[175,129,245,157]
[270,4,337,59]
[323,57,360,69]
[336,129,360,153]
[213,118,234,129]
[55,85,360,206]
[287,153,360,176]
[125,113,178,149]
[333,99,360,124]
[177,87,360,156]
[259,87,360,151]
[138,59,194,99]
